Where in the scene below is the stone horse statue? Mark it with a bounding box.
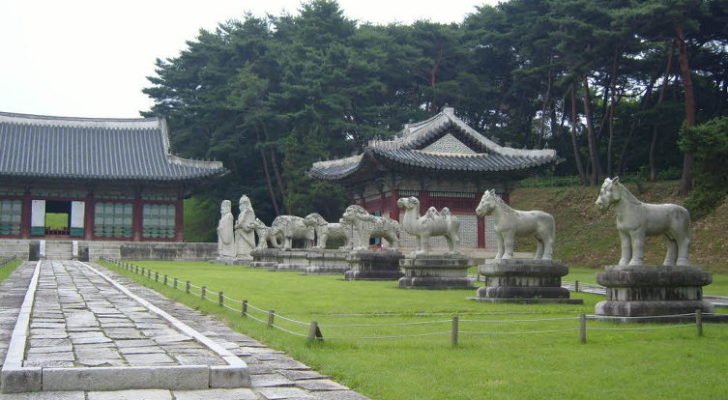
[397,196,460,255]
[476,189,555,260]
[595,177,691,266]
[269,215,315,250]
[248,218,281,250]
[341,205,400,251]
[303,213,353,250]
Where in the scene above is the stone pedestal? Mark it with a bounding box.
[472,259,582,304]
[276,249,310,271]
[306,249,350,275]
[250,248,281,269]
[595,265,713,320]
[398,254,473,289]
[344,250,404,280]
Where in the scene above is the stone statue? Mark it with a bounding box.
[341,205,400,251]
[303,213,353,250]
[595,177,691,266]
[269,215,315,250]
[216,200,235,259]
[397,196,460,255]
[476,189,555,260]
[249,218,280,250]
[234,195,256,260]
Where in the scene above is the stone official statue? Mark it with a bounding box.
[216,200,235,259]
[234,195,256,260]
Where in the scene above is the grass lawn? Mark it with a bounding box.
[0,258,21,283]
[100,260,728,400]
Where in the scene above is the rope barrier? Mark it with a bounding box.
[588,324,694,331]
[460,328,579,335]
[323,332,451,340]
[319,320,451,328]
[459,317,580,323]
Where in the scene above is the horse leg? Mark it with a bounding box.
[542,236,554,260]
[676,234,690,266]
[629,229,645,266]
[618,230,631,266]
[503,232,515,259]
[535,237,544,260]
[495,233,504,259]
[663,236,677,266]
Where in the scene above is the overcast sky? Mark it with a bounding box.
[0,0,499,118]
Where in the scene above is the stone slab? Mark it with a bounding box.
[42,366,210,391]
[86,389,173,400]
[173,388,258,400]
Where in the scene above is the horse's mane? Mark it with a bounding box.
[615,181,642,206]
[493,194,517,216]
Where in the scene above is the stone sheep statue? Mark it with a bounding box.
[595,177,691,266]
[476,189,555,260]
[269,215,315,250]
[341,205,400,251]
[303,213,353,250]
[248,218,280,250]
[397,196,460,255]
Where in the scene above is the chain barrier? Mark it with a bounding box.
[99,258,723,345]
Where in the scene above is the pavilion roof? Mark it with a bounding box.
[0,111,226,182]
[308,107,557,181]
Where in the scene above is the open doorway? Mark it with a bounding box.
[45,201,71,235]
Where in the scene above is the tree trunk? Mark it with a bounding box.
[676,26,696,195]
[649,40,675,181]
[569,85,588,185]
[260,123,288,213]
[255,128,280,216]
[582,76,602,184]
[606,51,620,177]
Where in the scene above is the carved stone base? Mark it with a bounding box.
[306,249,350,275]
[595,265,713,320]
[276,250,310,271]
[250,248,282,269]
[473,259,582,304]
[344,250,404,280]
[398,254,473,289]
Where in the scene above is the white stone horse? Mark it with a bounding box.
[397,196,460,255]
[595,177,691,266]
[476,189,555,260]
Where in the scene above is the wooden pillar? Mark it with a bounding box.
[20,192,31,239]
[175,198,184,242]
[84,195,95,240]
[389,189,400,222]
[477,214,485,248]
[133,196,143,241]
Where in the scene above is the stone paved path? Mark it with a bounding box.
[0,261,370,400]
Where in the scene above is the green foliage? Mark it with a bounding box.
[143,0,728,220]
[103,260,728,400]
[44,213,68,228]
[0,258,21,284]
[183,196,220,242]
[680,116,728,218]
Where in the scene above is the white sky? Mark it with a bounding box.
[0,0,499,118]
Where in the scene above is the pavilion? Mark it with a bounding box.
[307,107,558,250]
[0,111,226,242]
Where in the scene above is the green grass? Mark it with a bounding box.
[0,258,22,283]
[100,260,728,400]
[45,213,68,228]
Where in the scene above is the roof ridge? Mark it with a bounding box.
[0,111,160,129]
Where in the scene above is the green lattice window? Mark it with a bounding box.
[94,202,133,238]
[143,203,176,239]
[0,200,22,235]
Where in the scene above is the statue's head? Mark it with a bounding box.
[396,196,420,210]
[342,205,366,222]
[239,194,252,210]
[476,189,498,216]
[304,213,326,227]
[595,177,620,212]
[220,200,231,214]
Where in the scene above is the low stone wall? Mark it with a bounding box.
[119,243,217,261]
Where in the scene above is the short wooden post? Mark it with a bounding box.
[173,278,178,289]
[141,267,144,276]
[575,280,580,293]
[147,270,151,279]
[579,314,587,344]
[267,310,275,327]
[163,275,168,286]
[185,281,190,294]
[696,309,703,337]
[451,316,459,347]
[218,291,224,306]
[242,300,248,316]
[155,272,159,282]
[135,266,139,274]
[201,286,206,300]
[307,321,323,343]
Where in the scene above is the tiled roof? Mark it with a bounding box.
[0,111,226,182]
[308,107,557,180]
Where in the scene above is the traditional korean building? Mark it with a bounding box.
[0,111,226,242]
[307,107,558,250]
